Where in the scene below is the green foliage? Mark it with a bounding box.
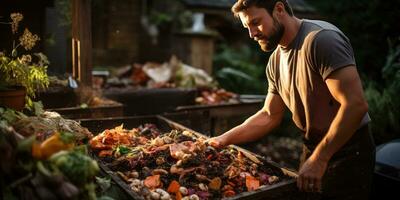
[49,148,100,185]
[0,107,27,123]
[138,0,193,31]
[59,131,76,144]
[0,13,49,109]
[115,145,131,155]
[31,101,44,116]
[382,39,400,82]
[54,0,72,27]
[364,39,400,144]
[213,44,267,94]
[149,10,173,26]
[305,0,400,79]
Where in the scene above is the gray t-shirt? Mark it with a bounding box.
[266,19,370,143]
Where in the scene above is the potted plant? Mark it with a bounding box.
[0,13,49,110]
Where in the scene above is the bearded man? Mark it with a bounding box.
[207,1,375,199]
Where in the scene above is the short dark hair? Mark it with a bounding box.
[232,0,293,17]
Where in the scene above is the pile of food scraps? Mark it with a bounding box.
[90,124,287,200]
[195,89,239,105]
[0,108,108,200]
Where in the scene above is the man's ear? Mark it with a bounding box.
[273,1,285,17]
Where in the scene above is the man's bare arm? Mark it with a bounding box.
[313,66,368,162]
[208,92,286,147]
[297,66,368,192]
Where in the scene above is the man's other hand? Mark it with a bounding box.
[297,154,328,193]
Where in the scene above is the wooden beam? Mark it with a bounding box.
[174,31,216,74]
[191,36,214,74]
[72,0,92,86]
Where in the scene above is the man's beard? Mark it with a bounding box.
[259,17,284,52]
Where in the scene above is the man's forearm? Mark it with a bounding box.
[313,102,368,162]
[220,109,282,146]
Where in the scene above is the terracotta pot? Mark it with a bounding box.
[0,86,26,111]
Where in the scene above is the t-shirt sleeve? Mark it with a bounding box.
[311,30,356,80]
[266,62,278,94]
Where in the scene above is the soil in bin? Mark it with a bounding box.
[241,136,303,171]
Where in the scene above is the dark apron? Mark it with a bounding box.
[300,125,376,200]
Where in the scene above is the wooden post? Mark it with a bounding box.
[174,32,216,75]
[72,0,92,86]
[190,35,214,75]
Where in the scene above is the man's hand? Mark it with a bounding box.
[297,154,328,193]
[206,135,228,148]
[204,93,284,149]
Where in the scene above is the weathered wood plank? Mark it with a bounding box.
[72,0,92,86]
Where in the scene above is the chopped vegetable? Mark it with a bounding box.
[32,131,74,159]
[167,180,180,193]
[49,149,100,184]
[208,177,222,191]
[144,175,161,189]
[245,175,260,191]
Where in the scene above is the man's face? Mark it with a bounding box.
[239,6,284,52]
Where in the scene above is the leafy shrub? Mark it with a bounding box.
[305,0,400,79]
[213,44,267,94]
[364,39,400,144]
